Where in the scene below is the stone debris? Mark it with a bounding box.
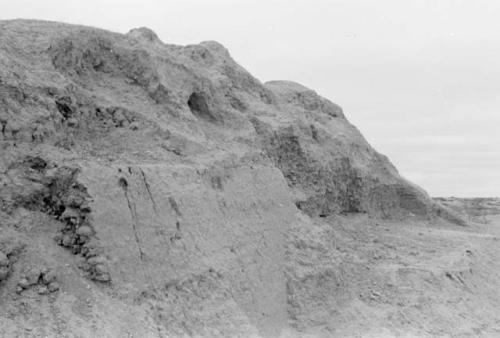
[16,267,60,294]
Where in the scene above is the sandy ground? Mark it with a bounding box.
[2,201,500,337]
[298,212,500,337]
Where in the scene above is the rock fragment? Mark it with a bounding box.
[42,269,57,284]
[129,121,140,130]
[17,278,30,289]
[25,267,42,285]
[80,255,111,283]
[48,281,60,293]
[76,225,93,238]
[17,267,60,294]
[37,285,49,295]
[66,118,79,127]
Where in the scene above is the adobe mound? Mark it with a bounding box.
[0,19,464,337]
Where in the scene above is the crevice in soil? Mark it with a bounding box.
[119,177,146,261]
[168,197,182,217]
[140,169,158,214]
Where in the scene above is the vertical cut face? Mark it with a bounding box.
[187,92,216,122]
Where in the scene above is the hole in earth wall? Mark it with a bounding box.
[187,92,216,122]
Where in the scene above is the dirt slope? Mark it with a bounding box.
[1,19,493,338]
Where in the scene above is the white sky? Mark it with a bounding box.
[2,0,499,197]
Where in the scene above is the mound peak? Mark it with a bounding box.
[127,26,161,43]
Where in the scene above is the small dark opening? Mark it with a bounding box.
[55,97,74,119]
[118,177,128,189]
[187,92,216,122]
[24,156,48,171]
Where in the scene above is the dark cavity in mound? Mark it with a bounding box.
[187,92,216,122]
